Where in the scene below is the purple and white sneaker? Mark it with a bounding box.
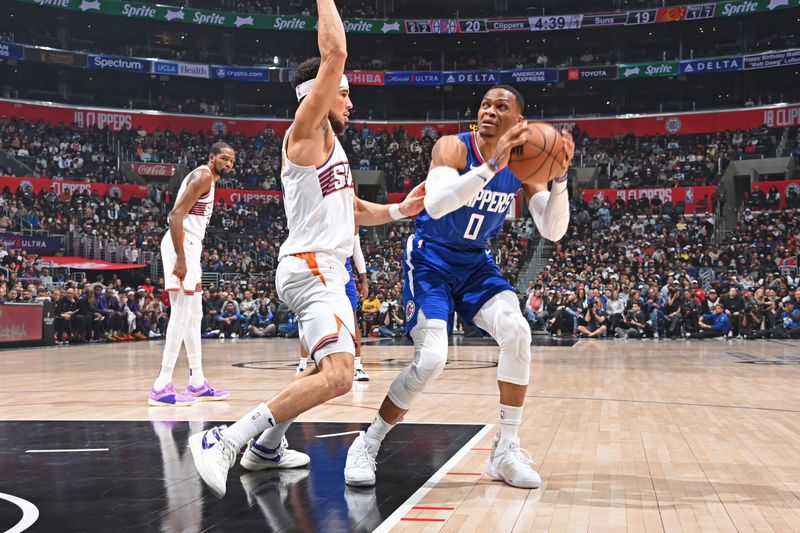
[184,379,230,401]
[148,383,197,407]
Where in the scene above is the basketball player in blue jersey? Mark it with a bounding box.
[345,85,575,489]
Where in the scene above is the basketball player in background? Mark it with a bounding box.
[148,142,234,406]
[345,85,575,489]
[189,0,425,498]
[296,224,370,381]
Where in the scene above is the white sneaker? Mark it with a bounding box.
[188,425,238,498]
[344,432,378,487]
[485,435,541,489]
[231,332,239,339]
[240,436,311,471]
[354,367,370,382]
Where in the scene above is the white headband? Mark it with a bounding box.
[296,74,350,102]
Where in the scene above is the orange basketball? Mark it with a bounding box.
[508,122,569,184]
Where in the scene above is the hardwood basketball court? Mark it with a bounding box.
[1,336,799,532]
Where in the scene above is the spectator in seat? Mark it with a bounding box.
[216,301,243,339]
[746,299,800,339]
[688,302,730,339]
[577,298,607,338]
[720,286,745,337]
[248,304,277,338]
[361,291,381,336]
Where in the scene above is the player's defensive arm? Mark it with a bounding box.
[424,124,528,220]
[520,130,575,242]
[291,0,347,140]
[167,169,213,275]
[354,182,426,226]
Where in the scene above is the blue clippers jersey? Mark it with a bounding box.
[414,132,520,251]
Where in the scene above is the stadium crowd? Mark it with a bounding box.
[521,200,799,339]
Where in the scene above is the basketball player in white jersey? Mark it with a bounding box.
[148,142,234,406]
[189,0,425,498]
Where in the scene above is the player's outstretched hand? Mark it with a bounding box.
[491,121,529,170]
[399,182,426,218]
[557,130,576,177]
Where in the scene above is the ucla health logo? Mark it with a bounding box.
[665,117,682,134]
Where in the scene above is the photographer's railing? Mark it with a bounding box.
[65,232,156,265]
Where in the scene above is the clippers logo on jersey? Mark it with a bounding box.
[317,160,353,197]
[414,132,521,250]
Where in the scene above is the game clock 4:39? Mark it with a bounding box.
[528,15,584,31]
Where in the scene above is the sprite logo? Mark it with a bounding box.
[344,20,374,32]
[646,64,675,76]
[719,1,760,16]
[34,0,70,6]
[193,11,226,24]
[273,16,307,30]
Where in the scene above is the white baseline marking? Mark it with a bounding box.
[373,423,494,533]
[315,430,362,439]
[25,448,109,453]
[0,492,39,533]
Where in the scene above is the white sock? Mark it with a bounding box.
[222,403,275,450]
[298,356,308,368]
[354,356,363,370]
[254,417,296,451]
[364,414,394,447]
[186,293,204,387]
[187,354,205,387]
[154,291,191,390]
[498,404,523,441]
[153,362,176,390]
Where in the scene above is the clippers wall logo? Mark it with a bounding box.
[109,186,122,198]
[211,121,227,135]
[20,180,34,193]
[665,117,683,134]
[73,110,132,131]
[420,125,437,139]
[406,300,416,320]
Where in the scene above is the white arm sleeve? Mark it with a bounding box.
[528,177,570,242]
[351,234,366,274]
[423,164,495,220]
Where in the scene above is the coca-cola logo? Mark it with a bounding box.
[130,163,177,177]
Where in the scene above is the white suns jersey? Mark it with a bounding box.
[278,129,355,263]
[174,165,215,240]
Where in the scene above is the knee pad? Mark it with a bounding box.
[473,292,532,386]
[388,312,448,410]
[496,309,532,386]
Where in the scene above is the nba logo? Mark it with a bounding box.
[685,188,694,204]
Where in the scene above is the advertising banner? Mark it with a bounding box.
[2,98,798,139]
[618,61,680,78]
[384,71,443,86]
[750,180,800,209]
[210,65,269,82]
[679,56,743,75]
[442,71,501,85]
[14,0,800,36]
[743,49,800,70]
[24,47,84,67]
[0,41,25,61]
[0,233,62,254]
[129,163,178,177]
[581,186,718,214]
[87,53,150,73]
[565,66,617,81]
[0,175,148,201]
[153,60,209,78]
[345,71,385,86]
[501,69,559,84]
[0,304,43,344]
